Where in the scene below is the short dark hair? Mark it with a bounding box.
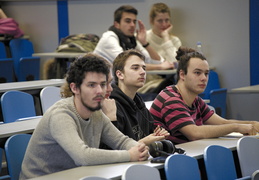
[176,47,207,82]
[113,49,145,84]
[114,5,138,23]
[61,53,110,97]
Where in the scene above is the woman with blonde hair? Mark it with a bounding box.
[138,3,182,94]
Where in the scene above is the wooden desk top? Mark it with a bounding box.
[33,52,86,58]
[176,137,240,159]
[146,69,177,75]
[29,135,254,180]
[146,66,214,75]
[0,117,41,138]
[230,85,259,93]
[0,79,65,93]
[29,161,163,180]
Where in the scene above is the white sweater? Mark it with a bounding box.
[94,30,161,64]
[146,29,182,62]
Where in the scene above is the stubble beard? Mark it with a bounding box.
[81,97,102,112]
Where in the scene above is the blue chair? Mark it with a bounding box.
[0,42,14,83]
[0,148,10,180]
[204,145,251,180]
[0,90,40,123]
[164,154,201,180]
[0,42,7,59]
[9,39,40,81]
[4,134,31,180]
[209,88,227,118]
[0,58,14,83]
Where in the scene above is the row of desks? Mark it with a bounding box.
[0,79,65,94]
[29,137,242,180]
[33,52,177,77]
[0,79,65,121]
[0,117,249,180]
[33,52,218,76]
[228,84,259,120]
[30,134,256,180]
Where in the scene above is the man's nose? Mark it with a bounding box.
[201,73,208,81]
[96,85,104,93]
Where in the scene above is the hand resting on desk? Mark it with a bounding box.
[129,142,149,161]
[223,132,259,138]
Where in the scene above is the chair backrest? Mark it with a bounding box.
[9,39,33,73]
[40,86,61,113]
[79,176,110,180]
[237,136,259,177]
[9,39,40,81]
[0,148,3,174]
[164,154,201,180]
[1,90,36,123]
[204,145,239,180]
[0,42,7,59]
[0,58,14,83]
[252,170,259,180]
[209,88,227,118]
[4,134,32,180]
[18,57,40,81]
[0,42,14,83]
[121,164,161,180]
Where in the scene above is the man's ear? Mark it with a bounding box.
[70,82,79,94]
[114,21,120,29]
[116,70,124,80]
[179,70,185,81]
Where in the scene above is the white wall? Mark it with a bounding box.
[1,0,250,90]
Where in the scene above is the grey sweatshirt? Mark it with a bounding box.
[20,96,137,179]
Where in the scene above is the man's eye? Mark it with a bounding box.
[88,84,95,88]
[125,19,134,24]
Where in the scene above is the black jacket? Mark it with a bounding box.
[110,84,154,141]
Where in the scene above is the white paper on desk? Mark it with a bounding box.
[224,132,259,138]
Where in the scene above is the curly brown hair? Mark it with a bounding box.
[60,53,110,98]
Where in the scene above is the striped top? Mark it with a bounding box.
[150,85,214,144]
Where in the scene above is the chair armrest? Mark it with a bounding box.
[16,115,43,121]
[237,176,251,180]
[20,56,40,62]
